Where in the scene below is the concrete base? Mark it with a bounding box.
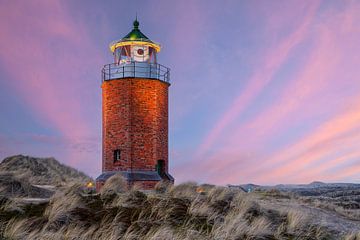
[96,170,174,191]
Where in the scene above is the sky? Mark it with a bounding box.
[0,0,359,185]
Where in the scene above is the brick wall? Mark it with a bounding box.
[102,78,169,174]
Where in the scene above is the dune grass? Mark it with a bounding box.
[0,177,358,240]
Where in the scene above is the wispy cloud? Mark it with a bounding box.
[195,1,320,159]
[295,150,360,183]
[175,0,360,184]
[254,97,360,183]
[0,1,103,171]
[231,28,340,144]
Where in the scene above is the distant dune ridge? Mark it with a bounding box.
[0,155,91,186]
[0,155,92,198]
[0,155,359,239]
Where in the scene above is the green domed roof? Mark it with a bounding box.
[109,18,161,53]
[122,19,153,42]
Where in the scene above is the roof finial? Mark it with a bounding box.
[133,13,139,29]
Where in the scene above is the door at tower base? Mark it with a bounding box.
[95,170,174,191]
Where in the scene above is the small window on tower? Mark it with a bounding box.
[114,149,121,163]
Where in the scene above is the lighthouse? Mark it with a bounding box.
[96,19,174,190]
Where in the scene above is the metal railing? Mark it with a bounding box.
[101,62,170,83]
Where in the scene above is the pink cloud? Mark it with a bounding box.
[195,1,320,159]
[230,27,341,145]
[252,96,360,183]
[0,1,90,136]
[237,2,360,184]
[328,164,360,182]
[271,133,360,183]
[0,1,104,169]
[294,150,360,183]
[180,1,360,184]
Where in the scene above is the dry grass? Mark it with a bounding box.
[0,182,358,240]
[100,174,128,195]
[0,155,91,187]
[302,197,360,221]
[344,232,360,240]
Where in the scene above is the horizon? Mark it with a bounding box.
[0,0,359,185]
[3,153,360,187]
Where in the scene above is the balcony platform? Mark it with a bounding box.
[102,62,170,83]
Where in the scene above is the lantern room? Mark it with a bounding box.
[102,19,169,82]
[111,19,160,64]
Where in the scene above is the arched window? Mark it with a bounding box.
[114,149,121,163]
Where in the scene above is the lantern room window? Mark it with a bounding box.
[114,46,131,65]
[114,46,157,65]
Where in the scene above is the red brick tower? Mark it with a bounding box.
[96,19,174,190]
